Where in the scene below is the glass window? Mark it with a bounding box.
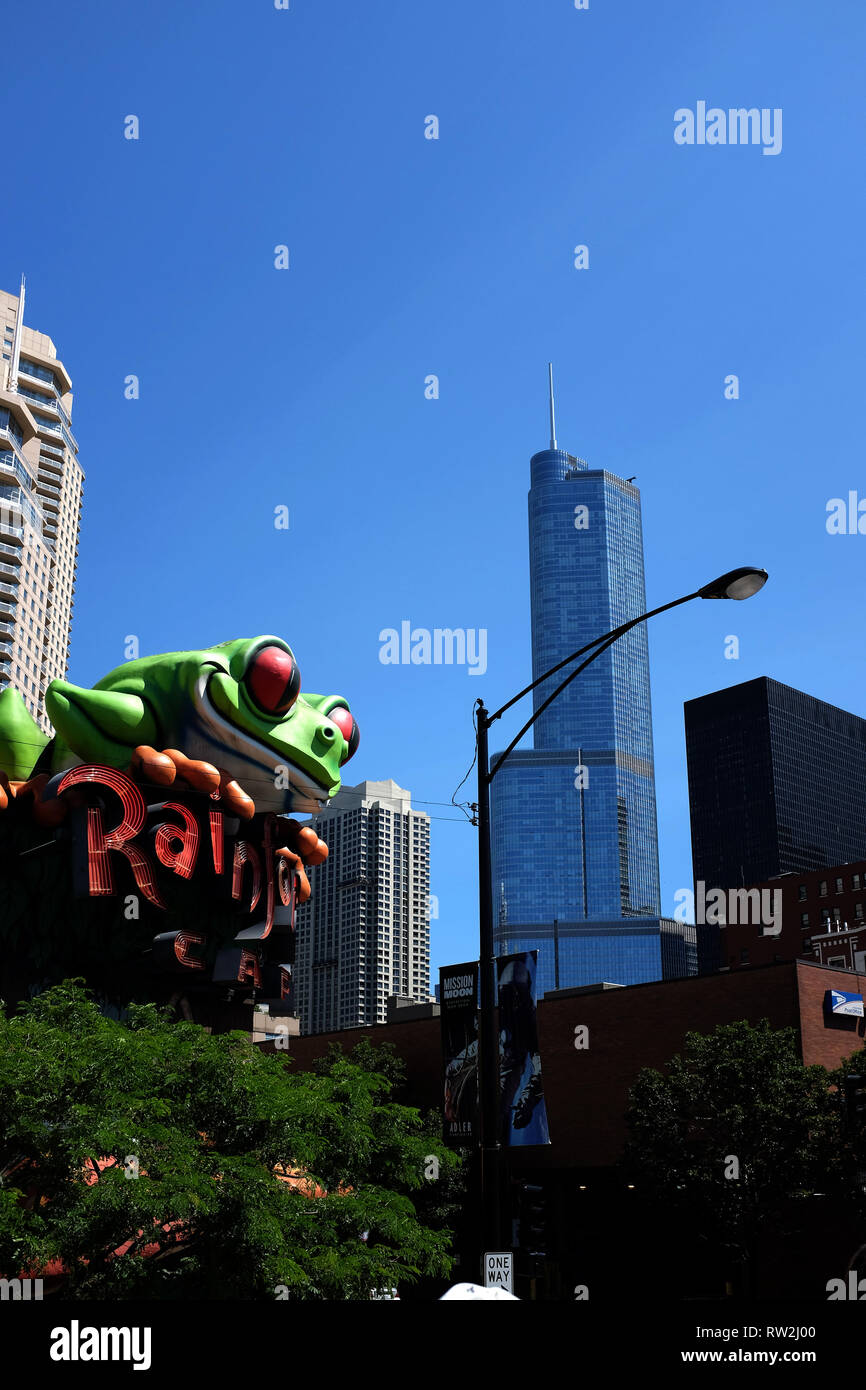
[798,885,807,901]
[819,881,828,897]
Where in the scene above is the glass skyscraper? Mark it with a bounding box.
[490,379,662,994]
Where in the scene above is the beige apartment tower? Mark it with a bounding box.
[0,280,82,732]
[295,779,432,1034]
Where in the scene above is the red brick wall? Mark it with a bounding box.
[282,963,866,1171]
[796,960,866,1069]
[286,965,803,1168]
[285,1017,444,1115]
[529,965,799,1168]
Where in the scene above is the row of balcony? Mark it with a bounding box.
[20,388,73,433]
[0,429,37,481]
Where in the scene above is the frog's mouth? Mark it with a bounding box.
[193,670,331,813]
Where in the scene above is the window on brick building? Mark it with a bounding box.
[798,885,807,901]
[819,881,828,897]
[801,913,809,927]
[853,874,862,891]
[836,877,844,894]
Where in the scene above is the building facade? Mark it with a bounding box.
[0,281,82,732]
[685,677,866,892]
[717,857,866,972]
[294,778,431,1034]
[495,917,696,995]
[490,381,661,990]
[285,958,866,1300]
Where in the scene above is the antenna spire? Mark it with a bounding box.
[548,362,557,450]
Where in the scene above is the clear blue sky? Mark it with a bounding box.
[4,0,865,979]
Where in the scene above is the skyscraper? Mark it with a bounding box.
[685,676,866,890]
[294,779,431,1034]
[0,280,82,732]
[490,370,662,993]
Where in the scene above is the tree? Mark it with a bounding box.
[0,980,458,1299]
[623,1019,843,1295]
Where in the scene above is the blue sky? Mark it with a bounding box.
[4,0,865,980]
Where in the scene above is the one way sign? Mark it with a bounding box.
[483,1252,513,1293]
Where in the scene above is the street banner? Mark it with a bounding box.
[440,962,479,1145]
[497,951,550,1146]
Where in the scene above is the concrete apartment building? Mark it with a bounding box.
[0,279,82,732]
[294,779,432,1034]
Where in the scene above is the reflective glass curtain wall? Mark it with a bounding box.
[491,448,661,950]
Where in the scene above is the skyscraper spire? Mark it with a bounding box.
[548,361,557,450]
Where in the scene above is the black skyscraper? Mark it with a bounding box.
[685,676,866,891]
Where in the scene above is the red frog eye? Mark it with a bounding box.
[329,706,360,763]
[245,645,300,716]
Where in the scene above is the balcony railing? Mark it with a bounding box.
[0,429,34,474]
[18,387,58,417]
[0,452,36,492]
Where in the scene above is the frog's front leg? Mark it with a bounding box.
[131,746,256,819]
[0,772,68,825]
[274,819,329,903]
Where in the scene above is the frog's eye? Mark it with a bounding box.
[329,706,360,764]
[244,645,300,716]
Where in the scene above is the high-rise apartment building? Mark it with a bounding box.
[490,372,661,994]
[0,280,82,732]
[294,779,431,1034]
[685,676,866,890]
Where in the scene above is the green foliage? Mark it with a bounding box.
[624,1019,843,1263]
[0,981,458,1299]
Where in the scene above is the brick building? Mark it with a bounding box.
[719,857,866,971]
[281,959,866,1298]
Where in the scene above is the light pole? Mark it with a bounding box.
[474,566,769,1262]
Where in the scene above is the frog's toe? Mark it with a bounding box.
[280,818,328,866]
[217,771,255,821]
[131,745,178,786]
[161,749,221,798]
[275,846,311,903]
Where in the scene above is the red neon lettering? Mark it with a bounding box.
[174,931,206,970]
[154,802,200,880]
[209,809,224,875]
[58,766,164,908]
[237,947,262,987]
[259,813,277,938]
[232,840,262,913]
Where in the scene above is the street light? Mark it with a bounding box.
[473,566,768,1263]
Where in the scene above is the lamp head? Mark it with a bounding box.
[698,567,768,601]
